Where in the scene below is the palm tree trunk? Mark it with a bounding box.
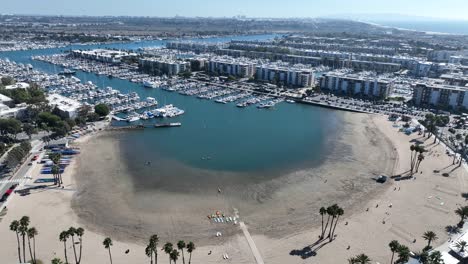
[327,217,335,238]
[155,251,158,264]
[391,252,394,264]
[71,236,78,264]
[22,234,26,263]
[108,247,113,264]
[15,232,21,263]
[28,236,34,264]
[150,251,153,264]
[330,215,340,241]
[33,237,36,263]
[188,253,192,264]
[181,249,185,264]
[320,214,324,239]
[322,215,330,239]
[63,241,69,264]
[78,238,83,263]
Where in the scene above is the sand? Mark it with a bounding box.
[0,113,465,264]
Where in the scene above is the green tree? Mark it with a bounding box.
[10,220,22,263]
[51,258,64,264]
[177,241,186,264]
[354,253,371,264]
[163,242,173,264]
[59,231,69,264]
[68,227,78,264]
[455,206,468,227]
[76,227,84,264]
[19,216,30,263]
[422,231,438,247]
[330,206,344,241]
[27,227,38,264]
[22,123,37,139]
[389,240,400,264]
[103,237,113,264]
[170,249,180,264]
[319,207,327,239]
[94,104,110,117]
[186,242,195,264]
[395,245,410,264]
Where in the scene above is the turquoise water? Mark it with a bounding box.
[0,34,341,183]
[371,20,468,35]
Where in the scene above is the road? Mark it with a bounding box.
[0,140,44,211]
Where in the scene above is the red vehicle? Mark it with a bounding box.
[31,155,39,161]
[0,184,17,202]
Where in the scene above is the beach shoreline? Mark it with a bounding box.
[1,113,465,264]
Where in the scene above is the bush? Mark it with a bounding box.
[94,104,110,117]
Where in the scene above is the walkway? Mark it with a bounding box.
[239,222,265,264]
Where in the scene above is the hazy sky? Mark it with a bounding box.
[2,0,468,20]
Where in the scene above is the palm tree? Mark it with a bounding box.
[186,242,195,264]
[10,220,21,263]
[163,242,173,264]
[348,257,357,264]
[322,206,332,240]
[68,227,78,264]
[327,204,339,239]
[19,216,30,262]
[456,241,468,252]
[354,253,371,264]
[389,240,400,264]
[330,206,344,241]
[146,245,154,264]
[177,241,186,264]
[423,231,438,247]
[427,251,444,264]
[51,258,64,264]
[59,230,70,264]
[455,206,468,226]
[170,249,180,264]
[27,227,38,264]
[150,235,159,264]
[76,227,84,264]
[51,165,60,187]
[103,237,113,264]
[415,152,425,173]
[319,207,327,239]
[396,245,410,263]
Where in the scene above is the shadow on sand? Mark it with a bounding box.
[290,237,333,259]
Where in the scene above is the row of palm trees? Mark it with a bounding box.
[9,216,38,264]
[9,216,198,264]
[455,205,468,227]
[319,204,344,242]
[59,226,85,264]
[349,231,440,264]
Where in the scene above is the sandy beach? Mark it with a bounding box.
[0,112,466,264]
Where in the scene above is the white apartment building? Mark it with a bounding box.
[412,82,468,109]
[320,71,393,99]
[255,63,315,87]
[208,56,256,78]
[139,58,190,76]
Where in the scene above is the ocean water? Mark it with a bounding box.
[0,34,341,187]
[373,20,468,35]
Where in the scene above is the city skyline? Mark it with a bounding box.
[1,0,468,21]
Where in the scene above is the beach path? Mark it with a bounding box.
[240,221,265,264]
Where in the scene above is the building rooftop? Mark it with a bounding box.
[47,94,81,112]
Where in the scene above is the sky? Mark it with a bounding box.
[2,0,468,21]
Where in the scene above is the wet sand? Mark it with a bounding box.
[71,112,396,245]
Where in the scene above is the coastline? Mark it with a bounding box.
[1,112,465,263]
[70,111,396,245]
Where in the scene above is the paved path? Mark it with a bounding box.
[240,222,265,264]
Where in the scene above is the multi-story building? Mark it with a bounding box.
[139,58,190,76]
[412,82,468,109]
[255,63,315,87]
[70,49,137,64]
[320,71,393,99]
[166,41,227,53]
[208,56,256,78]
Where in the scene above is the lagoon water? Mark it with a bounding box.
[0,34,342,189]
